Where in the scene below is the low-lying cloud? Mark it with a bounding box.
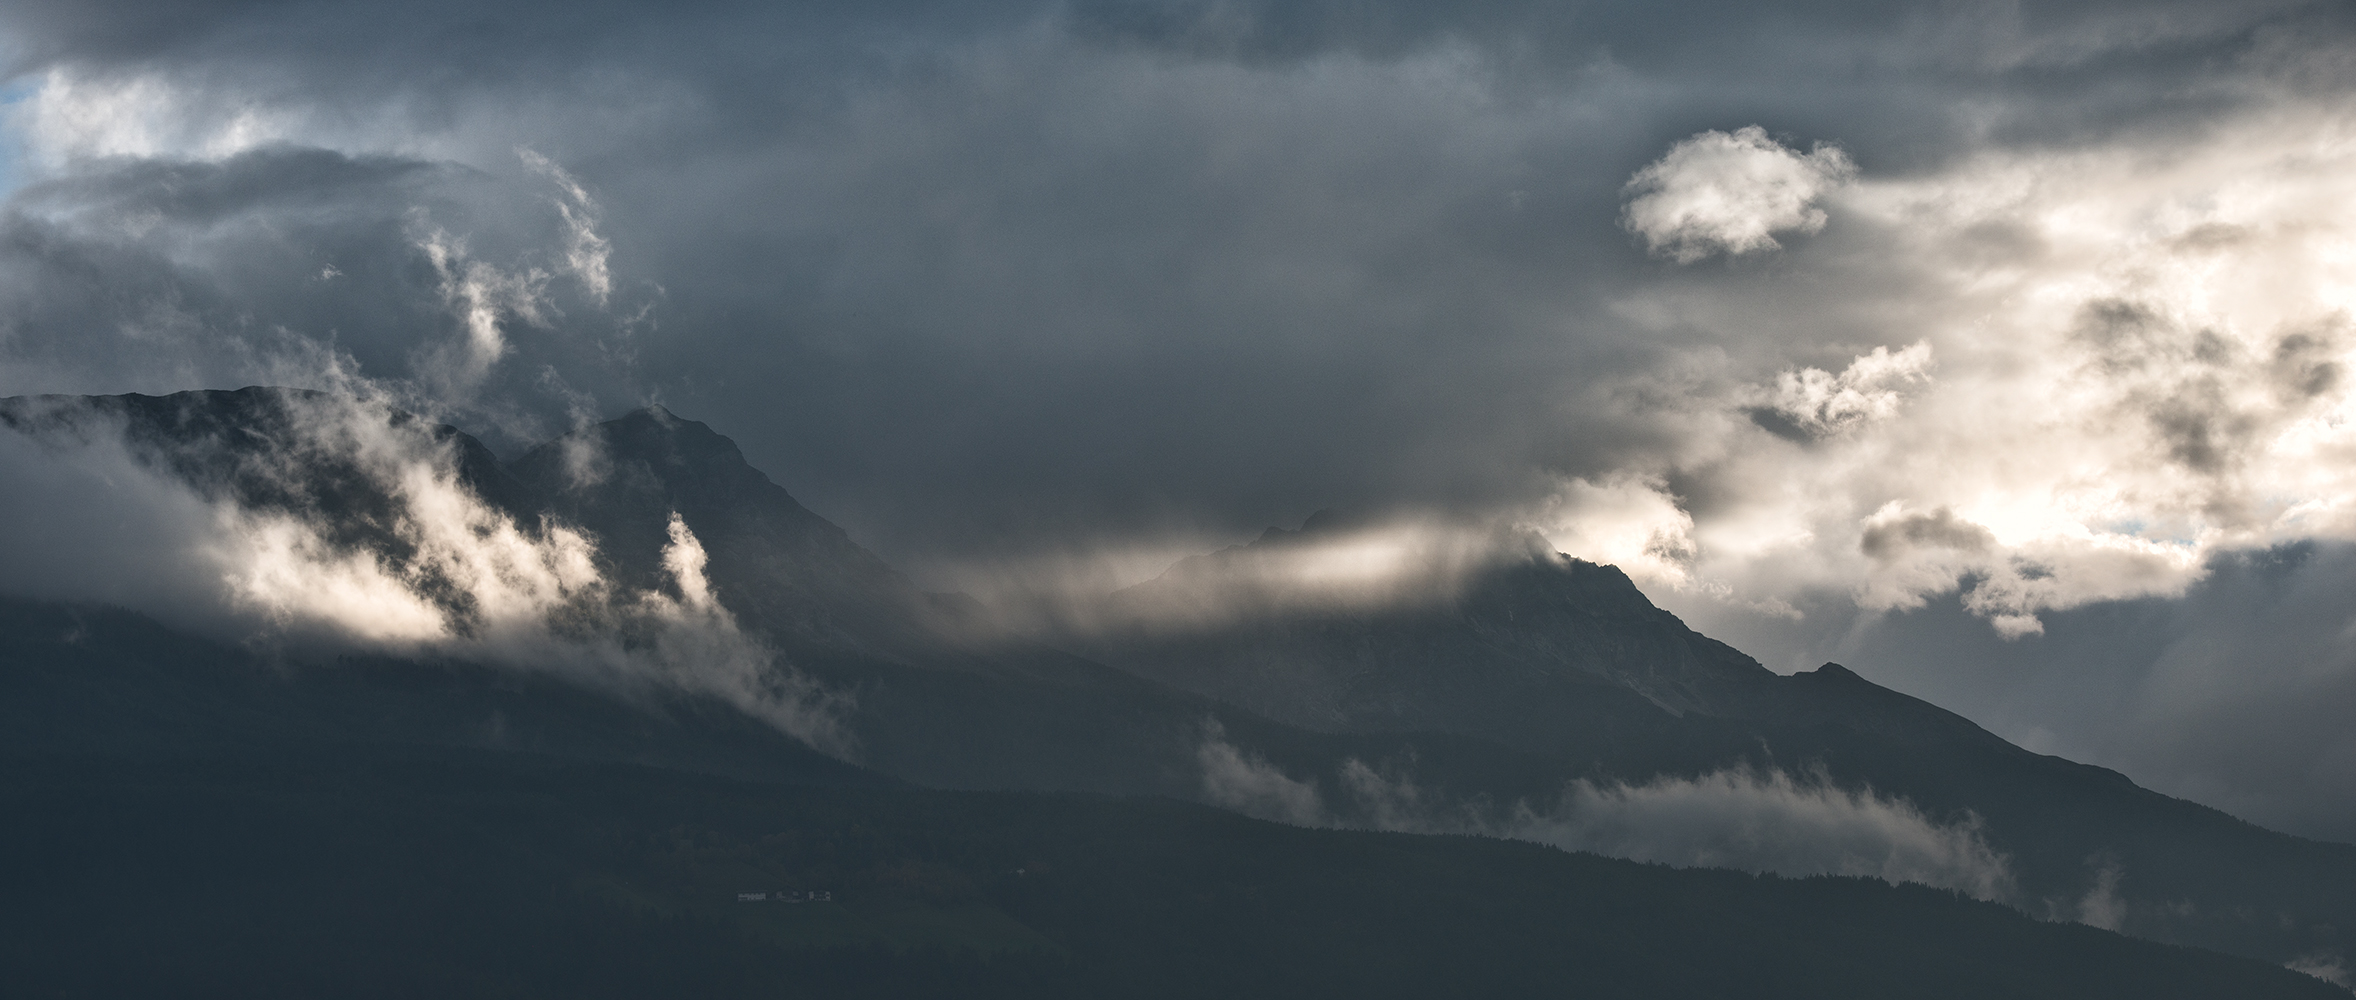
[923,515,1574,647]
[1510,768,2015,900]
[1196,721,1327,827]
[1196,728,2015,901]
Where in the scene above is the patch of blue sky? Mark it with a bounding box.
[0,75,36,202]
[2096,518,2203,547]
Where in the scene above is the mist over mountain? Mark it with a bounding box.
[8,4,2356,827]
[8,2,2356,993]
[4,386,2353,993]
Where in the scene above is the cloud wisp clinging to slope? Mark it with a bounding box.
[1196,726,2016,902]
[0,390,852,755]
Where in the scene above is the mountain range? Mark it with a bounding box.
[2,386,2350,996]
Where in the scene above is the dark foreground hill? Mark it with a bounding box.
[2,745,2341,1000]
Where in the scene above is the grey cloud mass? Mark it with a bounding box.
[7,1,2356,838]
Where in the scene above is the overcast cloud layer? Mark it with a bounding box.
[5,1,2356,839]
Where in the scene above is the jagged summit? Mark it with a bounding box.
[511,405,931,655]
[1094,510,1776,732]
[1243,507,1379,547]
[0,385,533,551]
[0,388,932,658]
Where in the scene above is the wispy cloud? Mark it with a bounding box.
[1195,727,2015,900]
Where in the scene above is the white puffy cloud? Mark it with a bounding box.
[1757,341,1935,439]
[1621,126,1856,263]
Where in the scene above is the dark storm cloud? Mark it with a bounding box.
[8,0,2356,837]
[2,0,2342,559]
[0,0,1657,548]
[0,144,656,445]
[1859,506,1994,562]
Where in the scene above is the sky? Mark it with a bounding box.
[3,0,2356,840]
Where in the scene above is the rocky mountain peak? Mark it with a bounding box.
[509,407,929,655]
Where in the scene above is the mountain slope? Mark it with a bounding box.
[4,387,2354,976]
[1068,512,2356,967]
[509,406,937,658]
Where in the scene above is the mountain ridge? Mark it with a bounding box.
[3,385,2353,978]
